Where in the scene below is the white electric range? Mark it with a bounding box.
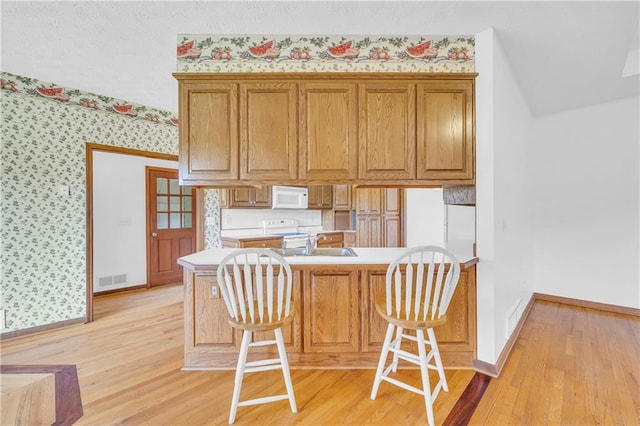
[219,209,324,248]
[261,219,322,248]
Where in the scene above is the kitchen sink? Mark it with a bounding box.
[270,247,357,257]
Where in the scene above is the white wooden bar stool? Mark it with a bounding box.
[370,246,461,426]
[216,249,298,424]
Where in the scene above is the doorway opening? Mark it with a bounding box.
[86,143,183,322]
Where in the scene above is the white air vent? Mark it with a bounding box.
[113,274,127,284]
[98,276,113,287]
[505,298,522,338]
[98,274,127,287]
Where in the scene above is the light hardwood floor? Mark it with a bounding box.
[1,285,638,425]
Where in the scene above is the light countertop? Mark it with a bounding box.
[178,247,478,271]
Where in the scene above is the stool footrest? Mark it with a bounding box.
[381,376,424,396]
[237,394,289,407]
[244,358,282,373]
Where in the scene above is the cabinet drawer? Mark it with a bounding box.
[242,239,283,248]
[220,236,283,249]
[317,232,345,248]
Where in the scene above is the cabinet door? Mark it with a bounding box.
[343,231,356,247]
[417,80,474,180]
[252,186,272,207]
[228,188,253,207]
[383,188,401,215]
[240,82,297,180]
[354,188,383,215]
[179,83,238,183]
[383,215,401,247]
[303,269,359,353]
[359,83,416,180]
[356,215,382,247]
[194,274,240,350]
[333,184,352,210]
[308,185,333,209]
[250,271,302,354]
[362,268,474,354]
[226,186,271,208]
[299,82,358,180]
[361,270,387,352]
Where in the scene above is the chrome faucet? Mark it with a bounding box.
[306,233,328,253]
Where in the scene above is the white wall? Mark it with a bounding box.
[491,28,535,359]
[93,151,177,292]
[529,96,640,308]
[476,28,534,364]
[404,188,445,247]
[475,28,498,364]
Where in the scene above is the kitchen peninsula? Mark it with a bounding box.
[178,247,477,370]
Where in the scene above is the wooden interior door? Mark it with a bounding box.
[147,167,196,286]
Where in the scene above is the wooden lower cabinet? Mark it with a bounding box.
[183,264,476,369]
[190,273,301,359]
[193,274,239,351]
[303,269,359,353]
[361,268,476,366]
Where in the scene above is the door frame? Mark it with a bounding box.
[85,143,182,322]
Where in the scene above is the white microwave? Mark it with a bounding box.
[272,185,308,209]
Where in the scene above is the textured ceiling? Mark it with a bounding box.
[1,1,638,116]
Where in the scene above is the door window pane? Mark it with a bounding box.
[169,179,180,195]
[170,196,180,212]
[157,213,168,229]
[181,186,192,195]
[156,178,168,194]
[170,213,181,229]
[157,196,168,212]
[182,213,192,228]
[182,196,192,212]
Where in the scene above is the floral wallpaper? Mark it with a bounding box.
[204,189,221,250]
[1,72,180,333]
[177,34,475,73]
[1,73,178,126]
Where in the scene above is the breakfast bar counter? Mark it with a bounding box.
[178,248,478,370]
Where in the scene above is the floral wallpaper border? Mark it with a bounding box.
[177,34,475,73]
[1,72,178,127]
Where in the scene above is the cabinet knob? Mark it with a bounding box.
[151,232,158,237]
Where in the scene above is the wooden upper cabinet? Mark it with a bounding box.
[240,82,297,180]
[382,188,401,215]
[359,83,416,180]
[333,184,352,210]
[299,82,358,180]
[225,186,271,208]
[308,185,333,209]
[179,82,238,183]
[354,188,383,215]
[417,80,474,180]
[174,73,475,186]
